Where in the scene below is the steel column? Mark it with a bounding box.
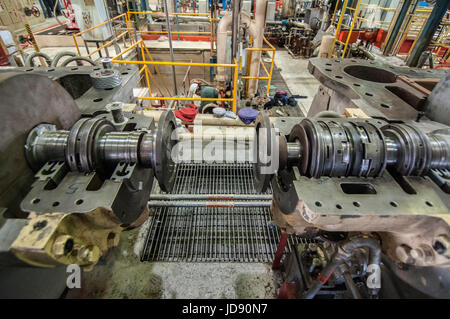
[407,0,449,67]
[383,0,413,55]
[163,0,179,95]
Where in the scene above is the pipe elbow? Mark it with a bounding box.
[217,13,233,33]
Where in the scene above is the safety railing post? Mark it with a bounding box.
[140,41,152,97]
[266,49,275,95]
[233,58,238,114]
[73,34,81,56]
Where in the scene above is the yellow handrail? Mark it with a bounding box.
[72,13,276,113]
[242,37,276,95]
[112,40,240,113]
[87,31,128,58]
[128,11,210,16]
[136,31,211,35]
[72,13,131,56]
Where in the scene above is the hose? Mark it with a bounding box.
[343,272,363,299]
[51,51,77,66]
[301,237,381,299]
[313,110,342,118]
[25,51,52,67]
[60,56,97,67]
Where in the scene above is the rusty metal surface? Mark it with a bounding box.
[308,58,448,121]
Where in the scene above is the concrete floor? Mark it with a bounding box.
[269,50,320,115]
[66,222,283,299]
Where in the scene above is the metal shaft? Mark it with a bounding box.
[286,141,301,163]
[284,119,450,177]
[148,201,272,207]
[149,194,273,200]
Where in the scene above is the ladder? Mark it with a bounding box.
[329,0,363,58]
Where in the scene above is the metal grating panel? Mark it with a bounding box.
[141,163,309,262]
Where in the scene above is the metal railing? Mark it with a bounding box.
[241,37,276,96]
[72,13,133,58]
[72,12,276,112]
[111,39,239,113]
[329,1,397,58]
[394,8,431,57]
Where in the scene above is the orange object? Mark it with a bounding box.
[338,30,360,44]
[275,0,282,10]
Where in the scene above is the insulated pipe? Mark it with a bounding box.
[216,12,256,84]
[247,0,268,96]
[51,51,77,67]
[216,1,266,94]
[25,52,52,67]
[291,21,312,30]
[216,13,234,85]
[231,0,241,63]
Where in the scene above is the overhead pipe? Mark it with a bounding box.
[163,0,178,95]
[231,0,241,63]
[216,13,234,87]
[216,12,256,87]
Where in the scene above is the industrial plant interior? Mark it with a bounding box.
[0,0,449,300]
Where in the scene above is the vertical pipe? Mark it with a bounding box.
[232,0,241,62]
[383,0,412,55]
[247,0,268,96]
[233,58,238,113]
[407,0,448,67]
[174,0,181,40]
[163,0,179,95]
[210,18,214,57]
